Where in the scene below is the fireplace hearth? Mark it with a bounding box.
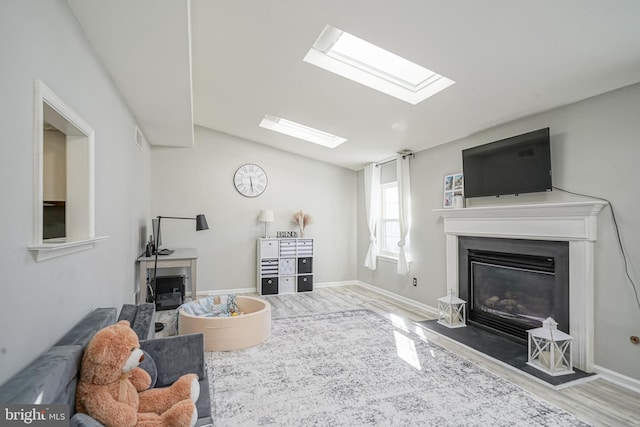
[459,237,569,343]
[436,200,607,372]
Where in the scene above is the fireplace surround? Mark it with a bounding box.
[436,201,606,372]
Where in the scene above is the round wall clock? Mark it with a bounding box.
[233,163,268,197]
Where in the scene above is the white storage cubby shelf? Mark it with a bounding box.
[257,238,313,295]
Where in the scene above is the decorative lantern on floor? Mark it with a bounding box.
[527,317,574,376]
[437,289,466,328]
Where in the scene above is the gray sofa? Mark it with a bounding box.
[0,303,212,427]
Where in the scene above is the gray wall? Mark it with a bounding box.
[0,0,151,384]
[357,82,640,380]
[150,127,357,292]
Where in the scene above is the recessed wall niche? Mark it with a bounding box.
[29,80,107,261]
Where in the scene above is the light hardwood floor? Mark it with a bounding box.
[157,285,640,426]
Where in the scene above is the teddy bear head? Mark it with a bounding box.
[80,320,143,385]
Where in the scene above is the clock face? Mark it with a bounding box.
[233,164,268,197]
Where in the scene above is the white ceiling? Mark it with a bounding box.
[69,0,640,170]
[67,0,194,148]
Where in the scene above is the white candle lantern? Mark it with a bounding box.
[437,289,466,328]
[527,317,574,376]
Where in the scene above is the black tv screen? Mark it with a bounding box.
[462,128,552,198]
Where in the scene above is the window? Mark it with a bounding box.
[29,80,107,261]
[380,182,400,257]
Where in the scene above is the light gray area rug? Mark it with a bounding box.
[205,310,589,426]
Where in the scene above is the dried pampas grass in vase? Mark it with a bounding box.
[292,210,313,237]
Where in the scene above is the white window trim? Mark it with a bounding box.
[28,80,108,261]
[377,253,399,263]
[29,237,110,262]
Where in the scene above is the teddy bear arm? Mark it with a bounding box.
[82,389,138,427]
[129,366,152,392]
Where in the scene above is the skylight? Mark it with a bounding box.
[304,25,455,105]
[259,114,347,148]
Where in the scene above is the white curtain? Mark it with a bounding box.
[363,163,380,270]
[396,154,412,275]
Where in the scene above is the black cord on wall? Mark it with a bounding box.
[553,186,640,312]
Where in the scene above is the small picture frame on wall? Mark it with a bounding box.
[443,173,464,208]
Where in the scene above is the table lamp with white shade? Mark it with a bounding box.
[258,210,274,238]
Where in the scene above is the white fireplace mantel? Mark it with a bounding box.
[435,200,607,372]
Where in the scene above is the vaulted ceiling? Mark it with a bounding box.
[68,0,640,170]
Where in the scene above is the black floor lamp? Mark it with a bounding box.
[149,214,209,332]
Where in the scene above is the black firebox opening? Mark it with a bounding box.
[459,237,569,343]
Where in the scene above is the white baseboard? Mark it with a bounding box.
[353,280,439,317]
[315,280,360,288]
[315,280,438,316]
[592,364,640,394]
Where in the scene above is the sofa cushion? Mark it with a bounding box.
[118,303,155,341]
[140,334,211,419]
[132,303,155,341]
[140,334,206,386]
[55,308,117,348]
[0,345,82,408]
[70,412,104,427]
[195,416,214,427]
[117,304,138,325]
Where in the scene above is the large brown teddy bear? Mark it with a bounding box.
[76,320,199,427]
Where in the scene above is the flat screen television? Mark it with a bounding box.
[462,127,552,198]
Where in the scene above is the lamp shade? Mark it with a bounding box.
[195,214,209,231]
[258,210,274,222]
